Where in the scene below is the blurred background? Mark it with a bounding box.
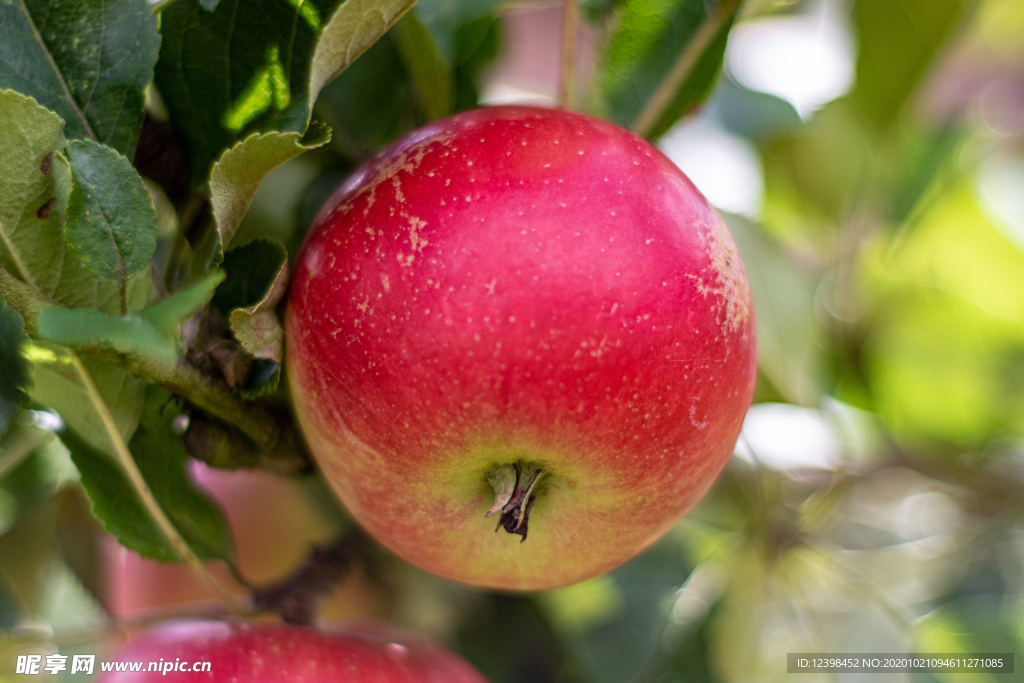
[3,0,1024,680]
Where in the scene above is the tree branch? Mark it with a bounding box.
[252,528,370,625]
[0,262,278,450]
[559,0,578,109]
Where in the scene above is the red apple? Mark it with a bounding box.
[286,106,756,590]
[95,620,487,682]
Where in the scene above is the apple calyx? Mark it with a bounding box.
[485,463,546,542]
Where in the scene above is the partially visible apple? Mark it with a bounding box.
[96,620,488,682]
[286,106,756,590]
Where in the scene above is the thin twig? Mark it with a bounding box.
[68,352,250,615]
[252,528,369,625]
[631,4,735,139]
[558,0,578,109]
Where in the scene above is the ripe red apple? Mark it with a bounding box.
[286,106,756,590]
[96,620,487,682]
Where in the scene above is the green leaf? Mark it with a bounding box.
[450,14,500,113]
[0,0,160,156]
[0,94,151,315]
[36,307,177,364]
[308,0,421,110]
[50,259,153,316]
[64,140,158,291]
[392,9,452,121]
[15,138,152,462]
[154,0,415,182]
[29,355,146,457]
[413,0,504,66]
[0,300,29,437]
[65,386,235,562]
[314,33,414,155]
[211,125,331,250]
[0,90,73,298]
[212,240,288,315]
[213,240,288,396]
[852,0,972,130]
[598,0,740,139]
[139,270,226,337]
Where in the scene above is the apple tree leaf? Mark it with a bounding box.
[28,264,151,458]
[412,0,504,66]
[36,307,178,365]
[212,239,288,397]
[64,140,158,291]
[30,354,146,457]
[314,32,415,155]
[139,269,226,338]
[0,90,73,298]
[0,300,29,437]
[65,386,235,563]
[307,0,421,111]
[389,10,451,121]
[0,96,150,461]
[852,0,972,130]
[211,124,331,250]
[0,0,160,157]
[315,0,498,154]
[598,0,741,139]
[212,240,288,396]
[154,0,415,183]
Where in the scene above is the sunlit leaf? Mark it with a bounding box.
[155,0,415,181]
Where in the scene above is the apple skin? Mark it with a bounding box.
[95,620,487,682]
[286,106,756,590]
